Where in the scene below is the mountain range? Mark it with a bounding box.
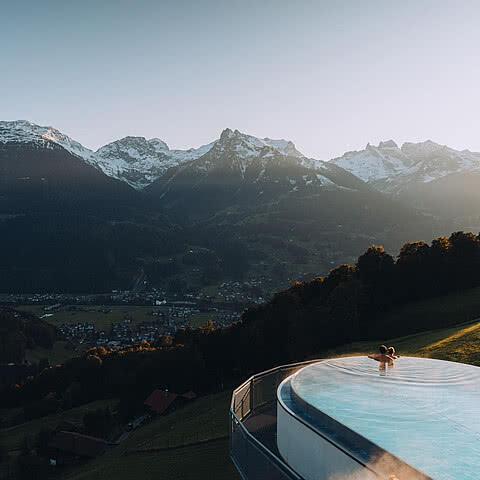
[331,139,480,217]
[4,120,480,202]
[1,120,478,293]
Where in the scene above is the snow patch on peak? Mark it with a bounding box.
[0,120,96,164]
[400,140,443,156]
[330,138,480,193]
[148,138,169,152]
[214,128,304,159]
[219,128,234,140]
[378,140,398,149]
[262,138,303,158]
[95,136,215,189]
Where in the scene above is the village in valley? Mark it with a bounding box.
[0,280,270,352]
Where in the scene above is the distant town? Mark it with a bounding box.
[0,280,272,350]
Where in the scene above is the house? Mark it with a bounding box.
[144,389,178,414]
[181,390,197,400]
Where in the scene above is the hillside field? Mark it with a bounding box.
[0,399,118,452]
[16,305,167,331]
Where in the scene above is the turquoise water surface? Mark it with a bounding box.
[291,356,480,480]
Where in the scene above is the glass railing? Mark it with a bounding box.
[229,360,320,480]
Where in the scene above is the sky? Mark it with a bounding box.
[2,0,480,159]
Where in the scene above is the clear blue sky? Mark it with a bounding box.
[2,0,480,159]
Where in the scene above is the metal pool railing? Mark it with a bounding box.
[229,360,320,480]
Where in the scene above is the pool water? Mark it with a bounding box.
[291,356,480,480]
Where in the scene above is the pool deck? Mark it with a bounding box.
[243,405,279,455]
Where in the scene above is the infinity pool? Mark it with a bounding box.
[290,356,480,480]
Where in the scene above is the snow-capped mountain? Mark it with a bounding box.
[0,123,147,219]
[7,120,480,210]
[175,127,357,187]
[0,121,320,190]
[0,120,216,190]
[210,128,305,159]
[146,128,370,219]
[95,136,216,189]
[93,128,322,189]
[0,120,97,164]
[330,139,480,195]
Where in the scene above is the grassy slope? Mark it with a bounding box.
[67,439,238,480]
[320,320,480,363]
[0,399,118,451]
[25,341,88,366]
[320,285,480,361]
[65,391,238,480]
[378,285,480,335]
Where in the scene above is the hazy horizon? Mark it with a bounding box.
[3,0,480,159]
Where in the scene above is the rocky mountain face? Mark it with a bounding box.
[95,136,215,189]
[330,139,480,219]
[93,129,315,189]
[330,139,480,194]
[0,121,368,211]
[146,128,370,217]
[146,129,431,285]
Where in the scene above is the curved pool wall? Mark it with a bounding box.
[277,357,480,480]
[278,377,381,480]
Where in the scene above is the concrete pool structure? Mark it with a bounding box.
[230,357,480,480]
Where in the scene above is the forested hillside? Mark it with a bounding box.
[3,231,480,415]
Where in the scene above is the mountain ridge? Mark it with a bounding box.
[330,138,480,194]
[4,120,480,196]
[3,120,480,222]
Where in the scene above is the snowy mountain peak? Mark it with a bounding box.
[96,136,170,159]
[0,120,96,163]
[378,140,399,149]
[215,128,304,159]
[219,128,235,140]
[400,139,443,156]
[148,138,169,152]
[94,135,214,189]
[330,138,480,193]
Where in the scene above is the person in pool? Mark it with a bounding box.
[388,346,400,359]
[368,344,394,362]
[368,345,395,376]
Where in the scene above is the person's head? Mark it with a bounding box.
[379,345,387,354]
[388,346,396,355]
